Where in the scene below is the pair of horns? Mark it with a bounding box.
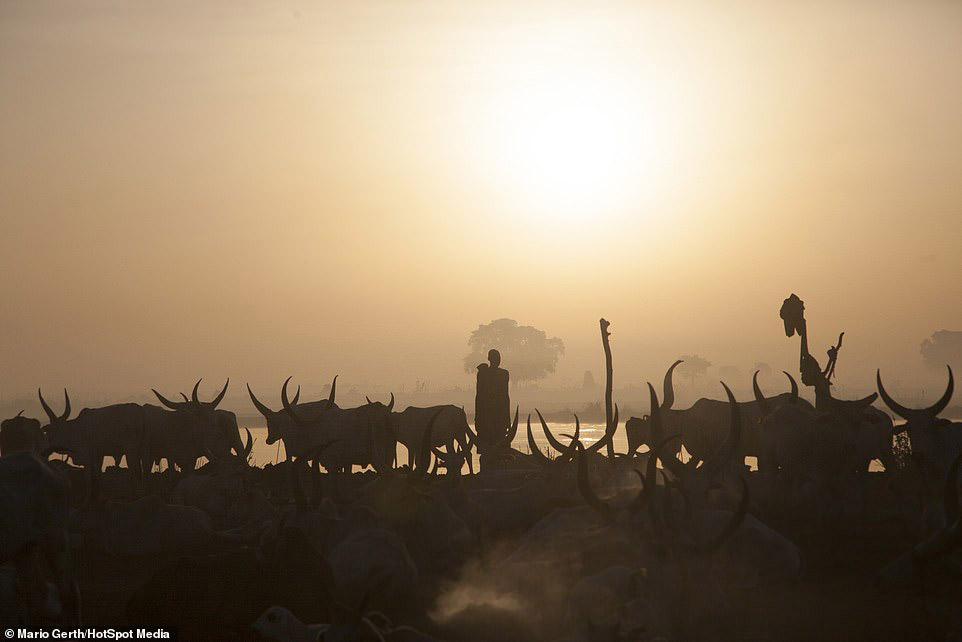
[153,378,229,411]
[38,388,71,424]
[877,365,954,422]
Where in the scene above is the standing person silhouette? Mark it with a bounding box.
[475,349,510,471]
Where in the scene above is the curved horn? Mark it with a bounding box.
[15,410,24,418]
[38,389,58,423]
[563,414,581,460]
[281,377,313,427]
[526,415,551,467]
[208,379,229,408]
[243,428,254,459]
[647,382,687,478]
[700,382,742,478]
[191,379,202,404]
[179,393,190,403]
[694,477,749,554]
[387,392,394,412]
[501,406,520,448]
[576,442,613,522]
[876,369,915,420]
[662,359,683,410]
[247,384,275,418]
[536,409,568,454]
[783,371,799,403]
[752,371,771,417]
[328,375,337,406]
[366,396,373,405]
[929,365,955,418]
[152,389,186,411]
[60,389,70,421]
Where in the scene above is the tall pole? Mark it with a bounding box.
[600,318,615,458]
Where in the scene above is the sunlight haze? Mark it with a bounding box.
[2,0,960,403]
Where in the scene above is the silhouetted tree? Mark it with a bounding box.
[463,319,565,386]
[677,354,712,388]
[582,370,597,390]
[920,330,962,373]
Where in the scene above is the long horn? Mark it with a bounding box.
[366,396,373,405]
[700,382,742,478]
[247,384,275,418]
[876,370,915,420]
[243,428,254,459]
[208,379,229,408]
[191,379,202,404]
[752,371,771,416]
[38,388,59,423]
[526,415,551,467]
[647,382,687,478]
[562,414,582,461]
[536,409,568,454]
[692,477,749,554]
[328,375,337,406]
[662,360,683,410]
[576,442,613,522]
[152,389,186,411]
[501,406,519,448]
[783,371,799,403]
[281,377,314,427]
[387,392,395,412]
[60,389,71,421]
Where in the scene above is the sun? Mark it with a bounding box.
[463,23,672,227]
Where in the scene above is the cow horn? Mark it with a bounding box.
[38,388,58,423]
[647,382,687,477]
[752,371,771,416]
[152,389,186,411]
[281,377,313,427]
[209,379,229,408]
[700,382,742,478]
[783,371,799,403]
[243,428,254,459]
[536,409,567,455]
[191,379,202,404]
[694,477,749,554]
[663,360,683,410]
[576,441,613,522]
[179,393,190,403]
[387,392,395,412]
[15,410,24,418]
[877,369,916,420]
[501,406,520,448]
[527,415,551,467]
[328,376,337,406]
[366,396,373,405]
[247,384,275,418]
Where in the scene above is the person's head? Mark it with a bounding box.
[488,349,501,368]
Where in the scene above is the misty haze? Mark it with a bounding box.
[2,1,961,640]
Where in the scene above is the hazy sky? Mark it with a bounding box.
[2,1,960,401]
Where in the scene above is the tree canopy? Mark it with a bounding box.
[677,354,712,387]
[463,318,565,385]
[920,330,962,373]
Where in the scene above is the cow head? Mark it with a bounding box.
[878,366,955,469]
[248,381,305,446]
[152,379,230,456]
[0,411,45,456]
[38,388,72,453]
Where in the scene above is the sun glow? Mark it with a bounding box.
[463,23,677,226]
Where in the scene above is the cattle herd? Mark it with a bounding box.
[2,310,962,640]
